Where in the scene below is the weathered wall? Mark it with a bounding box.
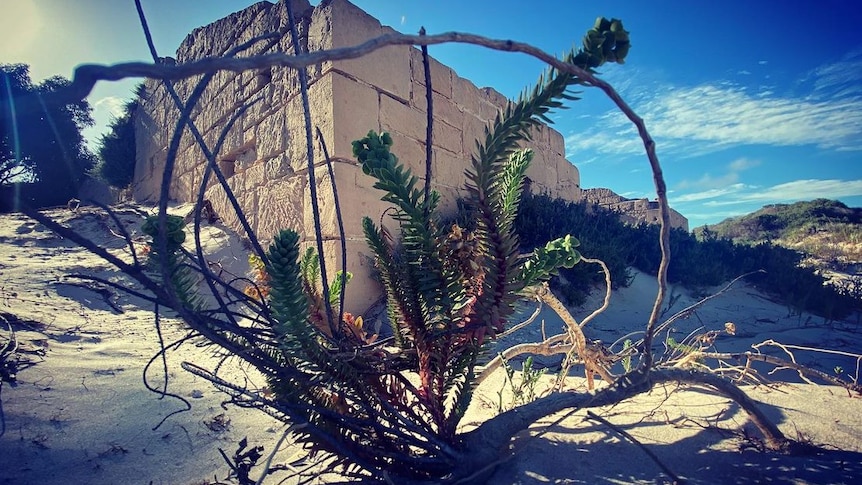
[133,0,581,313]
[582,187,689,231]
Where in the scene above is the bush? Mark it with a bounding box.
[514,193,860,320]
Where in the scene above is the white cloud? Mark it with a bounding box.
[727,157,760,172]
[675,157,759,191]
[400,15,406,26]
[670,183,750,203]
[806,48,862,99]
[676,172,739,190]
[682,179,862,207]
[566,71,862,158]
[739,179,862,202]
[93,96,127,119]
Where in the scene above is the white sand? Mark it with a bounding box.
[1,206,860,484]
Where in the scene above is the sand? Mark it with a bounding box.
[0,205,860,484]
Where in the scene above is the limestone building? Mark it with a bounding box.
[582,188,689,231]
[133,0,581,313]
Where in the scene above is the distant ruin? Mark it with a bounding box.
[132,0,685,312]
[583,188,689,231]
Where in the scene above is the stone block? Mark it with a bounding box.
[244,93,276,128]
[383,131,427,181]
[205,181,257,238]
[256,175,306,243]
[462,113,489,160]
[526,123,551,149]
[411,85,463,128]
[213,114,248,156]
[210,70,237,101]
[255,112,288,159]
[331,72,380,159]
[525,148,557,193]
[379,93,425,142]
[243,161,267,191]
[480,87,509,110]
[265,153,295,181]
[432,149,470,191]
[270,67,300,103]
[411,48,452,98]
[452,75,483,117]
[285,76,334,173]
[556,157,581,200]
[548,127,565,157]
[478,98,502,122]
[306,163,390,239]
[432,120,462,155]
[315,0,412,102]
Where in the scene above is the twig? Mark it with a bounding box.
[578,257,612,329]
[539,284,615,390]
[691,349,862,395]
[476,333,568,386]
[316,126,348,330]
[651,271,764,341]
[284,1,338,338]
[496,298,542,339]
[255,424,307,485]
[420,26,434,217]
[586,410,683,483]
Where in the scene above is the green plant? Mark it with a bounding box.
[621,339,633,373]
[496,355,544,414]
[222,19,631,472]
[354,130,579,442]
[140,214,200,310]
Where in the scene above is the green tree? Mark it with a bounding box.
[1,63,95,210]
[95,84,143,188]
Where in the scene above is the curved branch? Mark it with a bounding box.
[448,367,797,485]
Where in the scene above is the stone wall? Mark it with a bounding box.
[582,188,689,231]
[133,0,581,313]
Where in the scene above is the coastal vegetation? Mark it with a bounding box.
[518,194,861,320]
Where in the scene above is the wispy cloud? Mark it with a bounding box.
[675,157,759,191]
[803,48,862,100]
[676,172,739,190]
[565,62,862,158]
[93,96,127,119]
[728,157,760,171]
[670,183,750,203]
[738,179,862,202]
[675,179,862,206]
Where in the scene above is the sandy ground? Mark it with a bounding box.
[0,205,860,484]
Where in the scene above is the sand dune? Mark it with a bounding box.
[1,205,860,484]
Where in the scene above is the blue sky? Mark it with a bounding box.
[2,0,860,228]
